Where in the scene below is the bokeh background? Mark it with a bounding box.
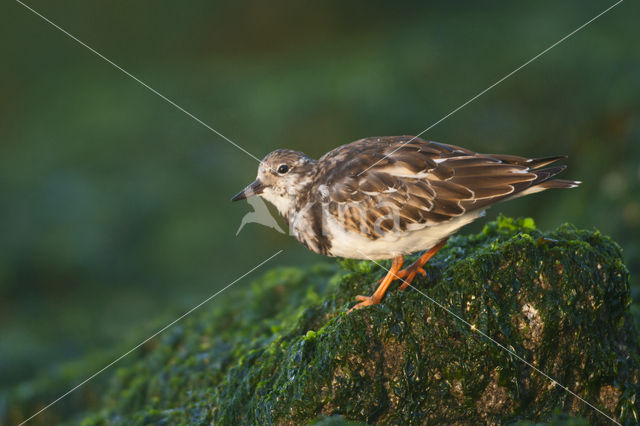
[1,0,638,423]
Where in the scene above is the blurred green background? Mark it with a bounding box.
[1,0,638,423]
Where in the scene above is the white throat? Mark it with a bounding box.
[260,188,295,219]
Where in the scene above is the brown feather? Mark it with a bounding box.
[429,180,474,200]
[308,136,576,239]
[450,174,537,189]
[452,164,523,177]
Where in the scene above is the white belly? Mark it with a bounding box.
[325,210,485,260]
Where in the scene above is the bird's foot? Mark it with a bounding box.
[348,255,405,313]
[396,238,449,290]
[348,294,381,312]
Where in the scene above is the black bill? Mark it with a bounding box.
[231,179,265,201]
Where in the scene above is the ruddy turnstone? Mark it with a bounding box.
[232,136,580,310]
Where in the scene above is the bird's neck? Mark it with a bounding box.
[261,174,315,223]
[261,185,308,226]
[262,190,296,221]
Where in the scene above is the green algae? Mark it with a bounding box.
[76,216,639,425]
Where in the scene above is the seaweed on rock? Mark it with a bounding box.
[81,216,639,425]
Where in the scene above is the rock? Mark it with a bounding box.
[81,216,639,425]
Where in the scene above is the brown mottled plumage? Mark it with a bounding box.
[232,136,580,309]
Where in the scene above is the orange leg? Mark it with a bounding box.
[397,237,449,290]
[349,255,404,311]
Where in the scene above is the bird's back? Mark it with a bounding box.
[295,136,577,258]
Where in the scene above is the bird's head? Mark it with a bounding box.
[231,149,316,217]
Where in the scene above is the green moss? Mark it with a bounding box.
[76,216,638,425]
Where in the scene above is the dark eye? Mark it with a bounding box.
[277,164,289,174]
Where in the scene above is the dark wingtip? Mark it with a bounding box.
[527,155,568,169]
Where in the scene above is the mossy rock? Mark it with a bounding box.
[80,216,639,425]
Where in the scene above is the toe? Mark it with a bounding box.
[349,298,373,312]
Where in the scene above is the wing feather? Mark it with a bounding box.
[308,136,572,239]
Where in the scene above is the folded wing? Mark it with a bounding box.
[311,136,576,239]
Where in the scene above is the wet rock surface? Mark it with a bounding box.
[80,217,638,425]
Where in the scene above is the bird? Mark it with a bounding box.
[231,136,580,311]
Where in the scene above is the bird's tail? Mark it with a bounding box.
[514,167,581,198]
[533,178,581,190]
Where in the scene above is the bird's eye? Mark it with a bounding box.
[277,164,289,174]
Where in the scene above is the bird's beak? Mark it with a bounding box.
[231,179,265,202]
